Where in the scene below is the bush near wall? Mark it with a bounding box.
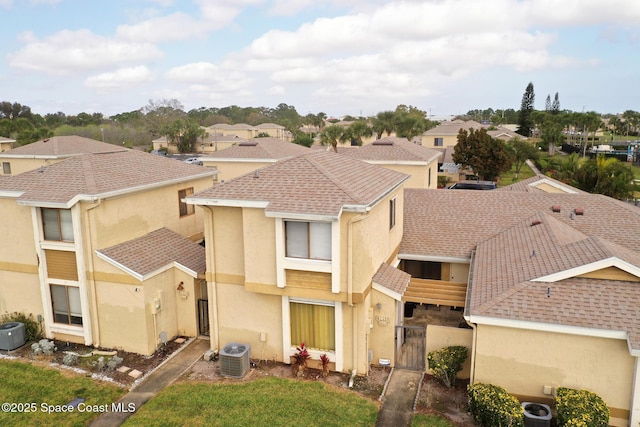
[427,345,468,388]
[555,387,609,427]
[468,383,524,427]
[0,312,42,342]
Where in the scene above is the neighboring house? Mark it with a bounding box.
[494,173,588,194]
[207,123,291,142]
[199,138,310,182]
[152,133,244,155]
[187,151,410,374]
[342,137,442,189]
[0,136,15,153]
[421,119,523,149]
[0,149,218,355]
[402,188,640,427]
[0,136,127,176]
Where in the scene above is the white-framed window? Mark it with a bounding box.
[178,187,195,217]
[285,221,332,260]
[434,137,443,147]
[42,208,74,242]
[389,197,397,229]
[290,300,335,351]
[50,284,82,325]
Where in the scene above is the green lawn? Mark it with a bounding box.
[498,160,537,187]
[412,414,457,426]
[123,377,378,427]
[0,359,125,427]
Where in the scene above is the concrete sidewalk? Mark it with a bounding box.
[375,369,424,427]
[90,338,210,427]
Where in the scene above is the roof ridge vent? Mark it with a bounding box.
[372,140,394,146]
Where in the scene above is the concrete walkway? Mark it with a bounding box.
[90,338,210,427]
[375,369,424,427]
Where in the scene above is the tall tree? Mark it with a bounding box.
[507,138,539,179]
[517,82,535,137]
[161,119,204,153]
[452,128,513,181]
[341,120,372,146]
[545,94,552,112]
[371,111,395,139]
[551,92,560,114]
[319,124,344,152]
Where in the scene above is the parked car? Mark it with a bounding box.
[447,180,496,190]
[151,149,168,156]
[183,157,203,166]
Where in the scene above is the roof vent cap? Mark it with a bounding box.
[531,220,542,226]
[574,208,584,216]
[551,205,561,213]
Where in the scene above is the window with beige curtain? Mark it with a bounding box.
[290,302,335,351]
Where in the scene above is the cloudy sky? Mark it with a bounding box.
[2,0,639,118]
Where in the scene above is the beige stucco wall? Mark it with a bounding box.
[368,291,398,366]
[242,208,277,287]
[0,157,63,176]
[474,324,633,425]
[210,206,245,283]
[81,177,211,251]
[349,188,403,297]
[215,282,283,360]
[200,160,274,182]
[426,325,473,379]
[0,200,42,320]
[369,163,437,189]
[420,134,459,149]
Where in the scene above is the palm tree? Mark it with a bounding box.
[319,124,344,153]
[341,120,372,146]
[371,111,395,139]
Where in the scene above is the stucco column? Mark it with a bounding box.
[631,356,640,427]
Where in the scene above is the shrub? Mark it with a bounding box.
[427,345,468,388]
[291,343,310,376]
[31,339,57,356]
[468,383,524,427]
[63,352,79,366]
[107,355,123,371]
[319,353,330,378]
[555,387,609,427]
[0,311,42,342]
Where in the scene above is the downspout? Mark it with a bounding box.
[347,211,369,375]
[204,206,220,353]
[464,248,477,384]
[85,199,103,348]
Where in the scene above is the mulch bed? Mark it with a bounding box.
[1,337,188,386]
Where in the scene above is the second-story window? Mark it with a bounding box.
[178,188,195,217]
[285,221,331,260]
[434,137,443,147]
[2,162,11,175]
[42,208,74,242]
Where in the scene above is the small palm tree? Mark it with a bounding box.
[319,124,344,152]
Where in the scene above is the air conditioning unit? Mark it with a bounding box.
[219,342,251,378]
[0,322,26,351]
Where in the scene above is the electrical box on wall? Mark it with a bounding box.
[151,297,161,314]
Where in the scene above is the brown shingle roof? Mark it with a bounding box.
[97,228,206,278]
[470,212,640,349]
[190,151,409,217]
[205,138,309,159]
[373,263,411,295]
[0,149,216,206]
[496,174,588,194]
[2,136,127,157]
[401,189,640,260]
[343,137,442,163]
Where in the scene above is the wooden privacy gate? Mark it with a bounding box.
[198,299,209,336]
[395,325,426,370]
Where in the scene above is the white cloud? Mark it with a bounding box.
[195,0,264,29]
[84,66,153,93]
[115,12,213,43]
[9,29,163,75]
[0,0,11,7]
[29,0,61,4]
